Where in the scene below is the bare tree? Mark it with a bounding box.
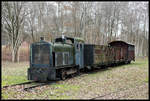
[2,2,28,62]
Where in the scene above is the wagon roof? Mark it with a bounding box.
[108,40,134,46]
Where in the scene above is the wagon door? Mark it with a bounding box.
[116,47,121,61]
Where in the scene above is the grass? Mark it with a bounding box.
[1,57,148,99]
[1,61,29,87]
[42,84,80,99]
[144,77,149,83]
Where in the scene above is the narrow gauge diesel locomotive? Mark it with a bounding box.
[28,36,135,82]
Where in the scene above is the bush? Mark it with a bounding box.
[2,45,29,62]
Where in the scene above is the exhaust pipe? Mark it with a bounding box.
[40,37,44,41]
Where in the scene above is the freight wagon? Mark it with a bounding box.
[84,44,115,69]
[108,41,135,64]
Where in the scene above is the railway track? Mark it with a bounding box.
[2,80,58,91]
[23,81,56,91]
[2,81,36,89]
[2,67,110,91]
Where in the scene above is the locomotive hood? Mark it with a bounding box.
[52,43,74,53]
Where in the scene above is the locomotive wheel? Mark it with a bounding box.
[60,69,66,80]
[128,61,131,64]
[77,66,80,74]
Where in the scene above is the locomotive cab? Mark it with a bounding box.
[54,36,84,69]
[53,36,84,79]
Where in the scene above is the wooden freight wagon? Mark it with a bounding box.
[109,40,135,64]
[109,41,128,63]
[84,44,115,68]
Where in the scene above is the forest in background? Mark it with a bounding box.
[2,2,149,62]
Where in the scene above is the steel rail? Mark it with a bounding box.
[23,81,56,91]
[2,81,37,89]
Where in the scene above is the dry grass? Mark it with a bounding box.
[1,57,148,99]
[2,61,29,87]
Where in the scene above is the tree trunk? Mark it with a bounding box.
[12,48,19,62]
[31,29,35,42]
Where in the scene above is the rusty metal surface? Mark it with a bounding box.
[84,44,115,66]
[109,41,132,62]
[109,40,135,62]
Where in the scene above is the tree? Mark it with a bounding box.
[2,2,28,62]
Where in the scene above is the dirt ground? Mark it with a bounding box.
[93,83,148,99]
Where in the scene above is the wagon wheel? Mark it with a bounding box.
[128,61,131,64]
[60,69,66,80]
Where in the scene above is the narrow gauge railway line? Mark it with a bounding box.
[2,71,93,91]
[2,66,120,91]
[2,81,36,89]
[2,81,58,91]
[20,69,101,91]
[23,71,97,91]
[23,81,56,91]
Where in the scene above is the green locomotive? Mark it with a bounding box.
[28,36,84,81]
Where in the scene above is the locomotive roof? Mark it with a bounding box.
[55,36,84,43]
[74,37,84,43]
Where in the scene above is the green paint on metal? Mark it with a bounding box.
[53,43,74,52]
[52,43,75,65]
